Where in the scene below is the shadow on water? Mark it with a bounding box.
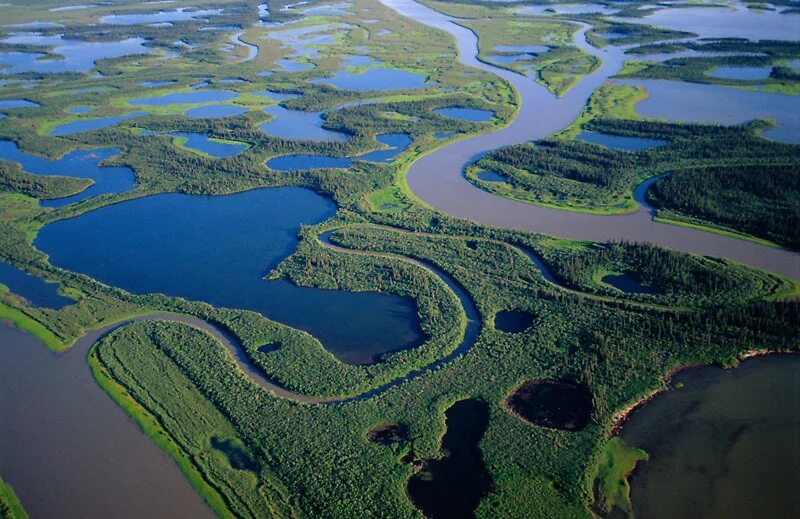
[407,399,492,519]
[506,380,593,431]
[493,310,535,333]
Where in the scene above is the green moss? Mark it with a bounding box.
[589,438,648,517]
[0,477,27,519]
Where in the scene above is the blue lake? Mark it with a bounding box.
[707,66,772,80]
[494,45,549,53]
[617,79,800,144]
[67,106,92,114]
[141,131,247,158]
[184,105,247,119]
[0,141,135,207]
[486,53,535,64]
[518,3,617,15]
[138,80,177,88]
[602,273,660,295]
[100,8,223,25]
[435,107,495,122]
[50,112,145,136]
[577,131,667,151]
[312,68,431,91]
[276,58,315,72]
[0,100,39,108]
[476,170,506,183]
[261,104,350,142]
[0,38,150,74]
[267,133,411,171]
[35,188,423,364]
[0,262,73,309]
[130,90,238,106]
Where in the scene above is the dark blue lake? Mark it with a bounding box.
[35,188,423,364]
[577,131,667,151]
[0,141,135,207]
[0,262,73,309]
[267,133,411,171]
[261,104,350,142]
[435,107,494,122]
[0,38,150,74]
[140,131,247,158]
[602,273,660,295]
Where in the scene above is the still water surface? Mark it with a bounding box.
[35,187,423,364]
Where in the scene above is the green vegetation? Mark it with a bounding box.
[0,478,27,519]
[459,17,600,96]
[622,40,800,94]
[0,1,798,518]
[0,161,92,200]
[469,118,800,248]
[588,438,648,517]
[650,164,800,249]
[532,240,796,307]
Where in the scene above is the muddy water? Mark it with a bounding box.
[0,323,214,519]
[378,0,799,280]
[620,355,800,518]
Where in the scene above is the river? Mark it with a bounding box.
[377,0,799,280]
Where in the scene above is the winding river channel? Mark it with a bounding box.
[378,0,799,281]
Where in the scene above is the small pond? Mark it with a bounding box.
[140,131,247,158]
[267,133,411,171]
[407,399,491,519]
[34,187,423,364]
[435,107,494,122]
[486,53,535,64]
[100,7,223,25]
[707,66,772,80]
[475,170,506,182]
[0,100,38,108]
[261,104,350,142]
[506,379,593,431]
[493,310,534,333]
[577,130,667,151]
[0,262,73,309]
[602,273,660,295]
[0,141,135,207]
[312,68,431,91]
[494,44,549,53]
[138,80,177,88]
[519,3,618,15]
